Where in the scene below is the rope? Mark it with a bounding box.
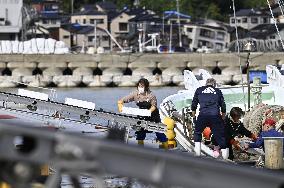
[267,0,284,50]
[232,0,247,111]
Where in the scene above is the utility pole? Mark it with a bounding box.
[176,0,182,47]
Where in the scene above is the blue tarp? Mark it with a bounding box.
[164,11,191,19]
[249,70,267,83]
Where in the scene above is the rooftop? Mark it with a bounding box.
[129,14,162,22]
[39,13,61,19]
[96,1,117,11]
[249,23,284,39]
[73,9,106,16]
[164,11,191,19]
[61,23,105,34]
[122,7,150,16]
[234,9,269,17]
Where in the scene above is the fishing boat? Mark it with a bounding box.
[159,65,284,158]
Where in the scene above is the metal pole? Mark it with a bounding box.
[246,52,251,110]
[176,0,182,47]
[169,22,172,52]
[94,20,97,49]
[162,14,165,36]
[71,0,74,14]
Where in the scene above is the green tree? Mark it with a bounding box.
[244,0,267,8]
[206,3,222,20]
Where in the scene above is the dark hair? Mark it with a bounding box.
[230,107,244,118]
[137,78,150,92]
[206,78,216,87]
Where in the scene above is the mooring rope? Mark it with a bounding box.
[277,0,284,17]
[267,0,284,50]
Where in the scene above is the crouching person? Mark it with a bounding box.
[245,118,284,152]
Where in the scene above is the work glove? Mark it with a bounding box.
[117,100,123,113]
[250,133,258,141]
[149,106,156,113]
[230,139,241,150]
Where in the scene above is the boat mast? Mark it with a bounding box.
[176,0,182,47]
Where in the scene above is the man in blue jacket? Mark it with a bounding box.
[245,118,284,152]
[191,78,228,158]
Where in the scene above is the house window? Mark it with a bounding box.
[88,36,94,42]
[263,17,268,23]
[231,18,235,24]
[199,29,214,39]
[237,19,241,23]
[119,23,128,31]
[83,19,86,24]
[51,19,57,24]
[242,18,247,23]
[215,43,223,50]
[270,35,276,39]
[216,32,225,40]
[0,18,5,21]
[102,36,108,41]
[198,40,213,48]
[96,19,104,24]
[90,19,95,24]
[187,28,192,32]
[251,17,258,24]
[63,35,69,39]
[43,19,48,24]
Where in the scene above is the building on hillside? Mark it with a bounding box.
[0,0,23,40]
[31,0,62,40]
[249,23,284,40]
[184,19,230,52]
[59,23,110,50]
[71,9,108,30]
[31,0,60,13]
[263,4,284,23]
[35,13,61,29]
[109,7,161,49]
[229,9,270,30]
[110,12,134,41]
[226,26,248,42]
[228,24,284,52]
